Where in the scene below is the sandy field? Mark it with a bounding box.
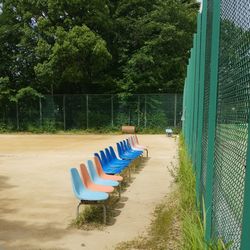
[0,134,178,250]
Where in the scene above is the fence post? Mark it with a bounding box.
[144,95,147,128]
[204,0,221,241]
[39,97,42,128]
[137,95,140,127]
[111,95,114,127]
[86,94,89,129]
[241,127,250,249]
[196,0,207,202]
[174,93,177,127]
[16,101,19,130]
[63,95,66,130]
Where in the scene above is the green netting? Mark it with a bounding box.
[183,0,250,249]
[0,94,182,131]
[212,0,250,248]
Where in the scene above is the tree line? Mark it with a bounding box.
[0,0,198,102]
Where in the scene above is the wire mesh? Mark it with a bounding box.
[182,0,250,248]
[0,94,182,131]
[211,0,250,248]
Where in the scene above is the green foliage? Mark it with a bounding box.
[116,193,180,250]
[179,134,232,250]
[0,0,197,99]
[70,205,104,230]
[35,25,112,92]
[15,87,42,100]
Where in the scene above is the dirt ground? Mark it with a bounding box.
[0,134,178,250]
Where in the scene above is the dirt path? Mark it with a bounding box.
[0,134,178,250]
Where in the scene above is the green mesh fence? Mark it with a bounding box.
[0,94,182,131]
[182,0,250,249]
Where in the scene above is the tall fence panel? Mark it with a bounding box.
[0,94,183,131]
[182,0,250,249]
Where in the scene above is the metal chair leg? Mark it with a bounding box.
[102,204,107,224]
[128,167,131,181]
[118,184,121,198]
[76,202,82,218]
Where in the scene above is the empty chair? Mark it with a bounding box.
[70,168,108,223]
[131,135,148,157]
[100,150,125,172]
[105,148,129,168]
[117,142,139,160]
[88,160,122,197]
[79,164,114,193]
[87,160,119,187]
[126,138,143,153]
[124,139,143,156]
[94,152,122,175]
[109,146,131,165]
[94,156,123,182]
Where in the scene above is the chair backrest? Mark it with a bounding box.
[109,146,118,160]
[129,136,135,147]
[135,134,139,144]
[79,164,93,188]
[94,156,105,176]
[105,148,113,162]
[70,168,85,198]
[122,140,129,152]
[117,142,123,157]
[100,150,109,166]
[126,139,132,150]
[87,160,99,181]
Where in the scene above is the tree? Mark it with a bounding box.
[115,0,198,93]
[35,25,112,93]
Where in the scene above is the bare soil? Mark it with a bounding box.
[0,134,178,250]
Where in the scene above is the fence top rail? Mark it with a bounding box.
[44,93,183,97]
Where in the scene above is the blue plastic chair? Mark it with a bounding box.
[94,152,122,175]
[100,150,125,171]
[109,146,131,164]
[126,139,143,154]
[117,142,138,160]
[87,160,119,187]
[123,140,142,157]
[105,148,129,168]
[88,160,121,197]
[70,168,109,223]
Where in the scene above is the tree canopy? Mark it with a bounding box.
[0,0,198,98]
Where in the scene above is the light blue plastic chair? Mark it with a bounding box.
[87,160,119,187]
[70,168,109,223]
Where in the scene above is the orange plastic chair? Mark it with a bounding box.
[79,164,114,193]
[94,157,123,182]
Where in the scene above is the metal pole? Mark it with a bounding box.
[196,0,207,204]
[241,127,250,249]
[174,93,177,127]
[137,95,140,127]
[86,95,89,129]
[111,95,114,127]
[39,97,42,128]
[204,0,221,241]
[63,95,66,130]
[16,101,19,130]
[144,95,147,128]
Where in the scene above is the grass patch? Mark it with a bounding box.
[179,134,231,250]
[116,189,181,250]
[115,135,231,250]
[70,195,120,231]
[70,205,105,231]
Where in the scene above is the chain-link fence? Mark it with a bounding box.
[182,0,250,249]
[0,94,182,131]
